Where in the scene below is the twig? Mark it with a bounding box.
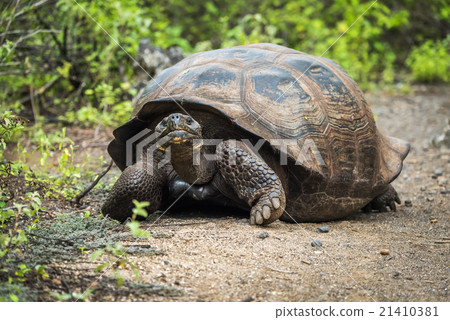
[150,221,210,227]
[0,0,20,45]
[13,0,52,18]
[0,29,59,38]
[61,279,73,299]
[29,86,39,123]
[72,160,113,205]
[249,263,298,275]
[1,29,61,63]
[19,76,60,105]
[99,215,109,232]
[27,232,75,246]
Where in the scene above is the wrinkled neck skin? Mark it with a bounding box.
[168,140,216,185]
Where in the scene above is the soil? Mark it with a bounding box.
[5,85,450,302]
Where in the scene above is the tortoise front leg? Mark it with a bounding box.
[215,140,286,225]
[102,161,166,222]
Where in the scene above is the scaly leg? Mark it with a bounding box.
[102,161,166,222]
[215,140,286,225]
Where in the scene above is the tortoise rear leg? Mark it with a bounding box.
[216,140,286,225]
[102,161,166,222]
[363,184,401,212]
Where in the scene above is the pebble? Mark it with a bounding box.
[440,189,448,194]
[237,218,248,223]
[311,240,322,247]
[380,249,390,255]
[420,186,427,191]
[258,231,269,239]
[426,197,434,202]
[393,271,401,278]
[424,208,432,214]
[317,225,330,233]
[438,177,448,186]
[404,199,412,207]
[51,279,62,286]
[343,244,350,248]
[163,260,169,265]
[434,168,443,177]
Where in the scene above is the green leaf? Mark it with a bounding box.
[90,249,105,261]
[126,221,152,238]
[9,294,19,302]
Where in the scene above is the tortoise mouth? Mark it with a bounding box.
[157,129,201,145]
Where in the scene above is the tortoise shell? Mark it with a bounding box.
[108,43,409,219]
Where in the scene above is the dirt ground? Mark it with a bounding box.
[19,85,450,302]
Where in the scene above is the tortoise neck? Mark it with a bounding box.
[169,142,216,185]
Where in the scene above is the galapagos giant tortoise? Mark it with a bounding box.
[102,43,410,225]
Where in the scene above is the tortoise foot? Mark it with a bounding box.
[250,192,284,225]
[102,162,166,222]
[363,185,401,213]
[216,140,286,225]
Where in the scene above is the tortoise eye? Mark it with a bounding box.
[186,118,193,125]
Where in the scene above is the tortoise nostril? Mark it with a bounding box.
[168,114,182,126]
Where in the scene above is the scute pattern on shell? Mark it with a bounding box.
[134,43,408,188]
[106,43,410,222]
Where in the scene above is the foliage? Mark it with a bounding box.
[90,200,152,287]
[406,36,450,83]
[1,0,449,128]
[91,243,140,288]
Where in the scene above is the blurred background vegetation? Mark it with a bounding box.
[0,0,449,128]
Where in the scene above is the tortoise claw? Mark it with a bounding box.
[362,185,401,213]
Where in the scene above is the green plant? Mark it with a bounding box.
[50,288,93,301]
[406,36,450,83]
[125,200,152,238]
[91,243,140,288]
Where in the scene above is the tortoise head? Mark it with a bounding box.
[155,113,202,148]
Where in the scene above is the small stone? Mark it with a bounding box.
[237,218,249,223]
[51,279,61,286]
[420,186,427,191]
[343,244,350,248]
[258,231,269,239]
[430,219,438,223]
[434,168,443,177]
[424,208,432,214]
[440,189,448,194]
[438,177,448,186]
[317,225,330,233]
[163,260,169,265]
[404,199,412,207]
[393,271,401,278]
[311,240,322,247]
[380,249,390,255]
[426,197,434,202]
